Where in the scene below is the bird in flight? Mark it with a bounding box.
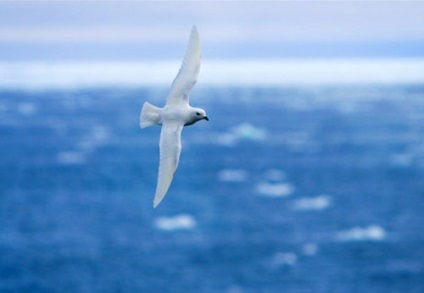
[140,26,208,208]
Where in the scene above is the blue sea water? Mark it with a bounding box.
[0,85,424,292]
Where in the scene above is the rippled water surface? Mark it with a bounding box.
[1,86,423,292]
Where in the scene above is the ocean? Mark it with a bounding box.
[1,71,424,291]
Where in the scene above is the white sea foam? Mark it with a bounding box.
[1,59,423,89]
[77,125,111,152]
[56,151,86,165]
[216,123,268,146]
[390,152,414,167]
[302,243,318,256]
[17,102,37,116]
[231,123,267,141]
[292,195,331,211]
[256,181,294,197]
[386,261,423,274]
[272,252,297,266]
[154,214,196,231]
[0,101,8,112]
[335,225,386,242]
[226,285,243,293]
[218,169,248,182]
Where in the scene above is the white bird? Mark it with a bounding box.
[140,26,208,208]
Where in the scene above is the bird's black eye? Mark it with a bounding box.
[196,112,201,116]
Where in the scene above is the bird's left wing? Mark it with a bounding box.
[153,122,184,208]
[166,26,201,106]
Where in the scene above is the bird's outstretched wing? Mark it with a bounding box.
[154,122,184,208]
[166,26,201,105]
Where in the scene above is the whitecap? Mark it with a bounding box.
[292,195,331,211]
[230,123,267,141]
[226,285,243,293]
[284,131,312,151]
[218,169,248,182]
[154,214,196,231]
[386,261,422,274]
[0,101,8,112]
[272,252,297,266]
[77,125,111,151]
[256,181,294,197]
[91,125,110,141]
[18,102,37,116]
[390,153,413,167]
[216,123,268,146]
[335,225,386,242]
[57,151,86,165]
[302,243,318,256]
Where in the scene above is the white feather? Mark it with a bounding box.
[141,25,207,208]
[153,123,183,208]
[166,26,201,105]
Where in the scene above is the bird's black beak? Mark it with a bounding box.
[203,116,209,121]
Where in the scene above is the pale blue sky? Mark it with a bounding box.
[0,1,423,60]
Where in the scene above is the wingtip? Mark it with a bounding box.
[153,197,162,208]
[191,25,199,37]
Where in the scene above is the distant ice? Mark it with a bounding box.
[57,151,86,165]
[292,195,331,211]
[335,225,386,242]
[154,214,196,231]
[1,59,424,89]
[256,181,294,197]
[218,169,248,182]
[217,123,268,146]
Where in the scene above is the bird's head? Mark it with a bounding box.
[186,107,209,126]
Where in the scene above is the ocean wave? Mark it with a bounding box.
[292,195,331,211]
[272,252,297,266]
[154,214,196,231]
[218,169,248,182]
[335,225,386,242]
[17,102,37,116]
[0,102,7,114]
[302,243,318,256]
[226,285,243,293]
[256,181,294,197]
[56,151,86,165]
[216,123,268,146]
[77,125,111,152]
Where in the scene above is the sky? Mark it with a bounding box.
[0,1,424,61]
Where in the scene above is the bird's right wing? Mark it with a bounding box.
[166,26,201,106]
[153,122,183,208]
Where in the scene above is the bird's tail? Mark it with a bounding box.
[140,102,161,128]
